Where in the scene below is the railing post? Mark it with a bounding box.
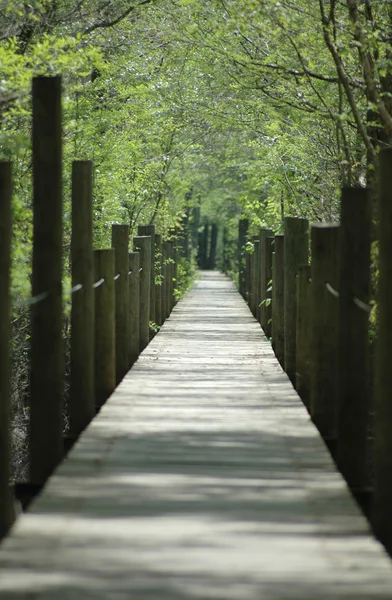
[70,161,94,439]
[30,76,64,484]
[248,250,254,312]
[373,148,392,551]
[134,236,151,351]
[112,224,130,384]
[94,249,115,410]
[259,228,273,331]
[138,225,155,324]
[310,224,339,450]
[128,252,140,367]
[0,162,14,537]
[284,217,309,384]
[263,236,274,338]
[271,235,285,366]
[251,237,260,318]
[296,265,312,409]
[173,243,179,307]
[162,241,169,323]
[238,219,249,299]
[245,251,251,304]
[154,234,163,326]
[336,188,371,491]
[168,241,174,314]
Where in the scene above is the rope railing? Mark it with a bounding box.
[19,269,141,308]
[325,281,372,313]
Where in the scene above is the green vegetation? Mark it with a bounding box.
[2,1,392,271]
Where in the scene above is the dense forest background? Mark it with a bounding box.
[2,0,392,477]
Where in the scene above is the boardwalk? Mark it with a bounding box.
[1,271,392,598]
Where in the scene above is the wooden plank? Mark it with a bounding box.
[1,272,392,599]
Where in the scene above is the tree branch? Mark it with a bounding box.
[318,0,376,160]
[83,0,155,35]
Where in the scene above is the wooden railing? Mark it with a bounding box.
[0,76,180,538]
[238,150,392,554]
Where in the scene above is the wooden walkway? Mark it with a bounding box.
[1,271,392,598]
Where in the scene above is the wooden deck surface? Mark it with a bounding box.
[1,271,392,599]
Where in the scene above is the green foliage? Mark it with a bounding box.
[174,255,197,301]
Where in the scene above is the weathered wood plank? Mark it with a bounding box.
[1,272,392,599]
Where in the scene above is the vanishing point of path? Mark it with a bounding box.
[1,271,392,598]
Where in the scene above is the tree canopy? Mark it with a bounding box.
[1,0,392,294]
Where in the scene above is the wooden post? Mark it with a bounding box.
[0,162,14,537]
[284,217,309,384]
[168,241,174,314]
[296,265,311,409]
[128,252,140,367]
[30,76,64,485]
[162,242,169,323]
[310,224,340,447]
[248,251,254,312]
[69,161,94,439]
[154,234,163,326]
[94,249,115,410]
[138,225,155,324]
[259,228,273,330]
[134,236,151,351]
[251,237,260,318]
[336,188,371,490]
[373,148,392,550]
[173,244,178,307]
[238,219,249,299]
[112,224,130,384]
[271,235,285,366]
[245,251,251,304]
[263,236,274,338]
